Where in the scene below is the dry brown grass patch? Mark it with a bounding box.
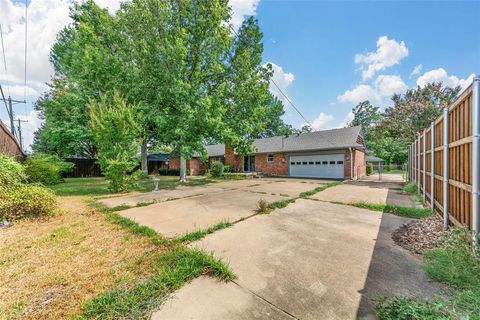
[0,196,158,319]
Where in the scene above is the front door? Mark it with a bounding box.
[243,156,255,172]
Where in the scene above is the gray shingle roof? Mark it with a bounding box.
[205,144,226,157]
[366,155,384,162]
[202,126,363,157]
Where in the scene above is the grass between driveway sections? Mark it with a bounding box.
[331,200,433,219]
[176,220,233,243]
[256,182,342,214]
[375,227,480,319]
[298,182,342,198]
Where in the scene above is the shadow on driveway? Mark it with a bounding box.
[355,211,443,319]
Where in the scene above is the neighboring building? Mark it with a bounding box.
[366,155,384,169]
[0,120,23,159]
[147,152,169,174]
[169,126,366,179]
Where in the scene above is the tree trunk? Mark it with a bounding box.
[180,157,187,182]
[141,140,148,176]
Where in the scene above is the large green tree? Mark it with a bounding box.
[35,0,286,180]
[33,78,95,157]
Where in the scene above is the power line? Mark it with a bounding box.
[24,0,28,101]
[269,78,313,128]
[0,24,11,97]
[229,25,314,129]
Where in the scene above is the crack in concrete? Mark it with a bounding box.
[230,280,300,320]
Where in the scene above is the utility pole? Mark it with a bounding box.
[15,118,28,151]
[2,95,26,138]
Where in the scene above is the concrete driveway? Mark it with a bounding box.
[311,174,417,207]
[101,178,333,237]
[153,200,441,320]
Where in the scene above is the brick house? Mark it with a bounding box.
[169,126,366,179]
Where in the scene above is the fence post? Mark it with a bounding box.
[423,129,427,202]
[412,138,418,183]
[417,137,421,194]
[431,122,435,210]
[472,77,480,242]
[443,107,449,230]
[409,145,412,182]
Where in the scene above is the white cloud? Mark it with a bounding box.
[337,84,380,104]
[229,0,260,30]
[374,75,407,97]
[95,0,122,13]
[3,84,38,97]
[410,64,422,77]
[311,112,334,130]
[307,111,354,131]
[266,62,295,106]
[355,36,409,80]
[337,74,407,105]
[416,68,475,91]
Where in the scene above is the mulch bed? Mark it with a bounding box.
[392,215,450,254]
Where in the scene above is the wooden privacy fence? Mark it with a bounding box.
[407,78,480,240]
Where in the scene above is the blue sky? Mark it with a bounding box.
[0,0,479,149]
[256,0,479,129]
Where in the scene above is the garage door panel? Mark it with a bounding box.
[289,154,344,179]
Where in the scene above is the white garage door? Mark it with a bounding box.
[289,154,345,179]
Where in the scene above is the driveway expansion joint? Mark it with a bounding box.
[230,280,300,320]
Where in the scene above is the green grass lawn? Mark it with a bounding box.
[49,176,215,196]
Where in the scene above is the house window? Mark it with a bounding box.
[337,161,344,165]
[329,161,335,165]
[308,161,314,165]
[315,161,321,165]
[290,162,295,165]
[296,162,301,165]
[302,161,307,165]
[322,161,328,165]
[267,154,274,162]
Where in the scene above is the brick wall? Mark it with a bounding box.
[344,148,366,179]
[224,146,243,172]
[168,157,207,175]
[354,149,366,178]
[0,121,23,159]
[255,153,288,176]
[169,157,180,169]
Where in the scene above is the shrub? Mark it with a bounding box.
[403,182,417,194]
[103,159,142,193]
[209,161,224,178]
[23,153,74,185]
[384,163,392,172]
[223,165,231,173]
[0,184,56,220]
[0,154,27,187]
[366,163,373,176]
